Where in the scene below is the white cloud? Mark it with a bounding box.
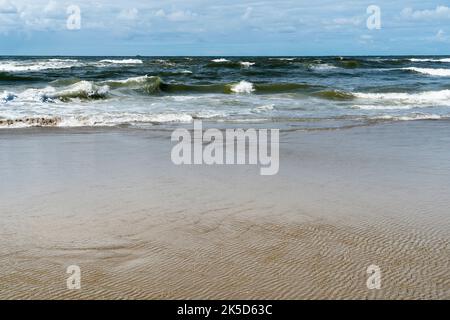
[359,34,374,44]
[155,9,166,17]
[434,29,447,42]
[0,0,17,14]
[333,16,362,26]
[401,5,450,20]
[118,8,138,20]
[155,9,197,22]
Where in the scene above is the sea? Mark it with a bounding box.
[1,56,450,129]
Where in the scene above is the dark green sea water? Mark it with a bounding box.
[1,56,450,128]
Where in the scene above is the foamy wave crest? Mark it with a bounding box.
[17,87,57,102]
[0,59,80,72]
[99,59,143,64]
[310,63,338,71]
[10,81,110,103]
[374,114,444,121]
[1,91,16,103]
[353,104,415,110]
[403,67,450,77]
[409,58,450,63]
[211,58,230,63]
[103,75,150,86]
[55,81,110,101]
[240,61,255,67]
[252,104,274,113]
[59,113,193,127]
[230,81,255,93]
[269,58,295,61]
[354,90,450,105]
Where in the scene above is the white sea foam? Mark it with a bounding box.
[104,75,150,84]
[0,59,80,72]
[402,67,450,77]
[269,58,295,61]
[1,91,16,103]
[211,58,230,63]
[17,87,57,102]
[311,63,338,71]
[55,81,110,99]
[353,104,416,110]
[57,113,193,127]
[374,114,443,121]
[230,81,255,93]
[253,104,274,112]
[99,59,143,64]
[240,61,255,67]
[409,58,450,63]
[9,81,109,103]
[0,113,194,128]
[354,90,450,105]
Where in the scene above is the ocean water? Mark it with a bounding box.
[1,56,450,129]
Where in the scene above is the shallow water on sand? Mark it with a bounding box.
[0,121,448,299]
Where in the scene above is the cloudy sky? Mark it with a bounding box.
[0,0,449,55]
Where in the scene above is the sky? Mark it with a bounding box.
[0,0,449,56]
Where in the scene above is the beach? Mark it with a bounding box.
[0,120,449,299]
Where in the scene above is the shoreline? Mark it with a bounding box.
[0,121,449,299]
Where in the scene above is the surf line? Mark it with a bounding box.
[171,120,279,176]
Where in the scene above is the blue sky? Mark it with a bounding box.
[0,0,449,56]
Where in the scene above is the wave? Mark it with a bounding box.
[309,63,339,71]
[4,75,450,106]
[211,58,230,63]
[101,76,322,95]
[0,58,144,73]
[0,76,342,102]
[230,80,255,93]
[240,61,255,68]
[103,75,151,87]
[0,72,42,81]
[252,104,275,113]
[409,58,450,63]
[269,58,295,61]
[334,58,361,69]
[313,90,354,100]
[373,114,444,121]
[99,59,143,64]
[54,81,110,101]
[352,104,416,110]
[353,89,450,105]
[402,67,450,77]
[0,59,80,72]
[1,91,16,103]
[3,81,110,103]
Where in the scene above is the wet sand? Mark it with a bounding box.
[0,121,449,299]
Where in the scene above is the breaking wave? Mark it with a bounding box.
[408,58,450,63]
[99,59,143,64]
[402,67,450,77]
[353,90,450,105]
[0,59,80,72]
